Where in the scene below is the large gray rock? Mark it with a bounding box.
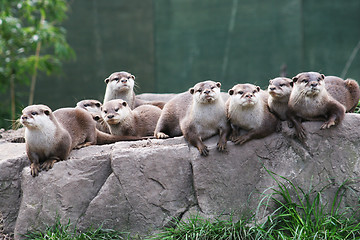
[0,114,359,239]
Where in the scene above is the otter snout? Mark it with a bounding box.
[244,93,253,98]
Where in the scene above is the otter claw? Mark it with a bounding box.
[320,121,335,129]
[155,132,169,139]
[30,163,40,177]
[199,146,209,156]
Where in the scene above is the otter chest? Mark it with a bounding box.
[192,103,226,137]
[229,104,264,130]
[25,125,57,159]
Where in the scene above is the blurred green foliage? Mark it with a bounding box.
[0,0,75,128]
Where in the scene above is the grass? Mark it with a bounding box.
[22,220,131,240]
[21,170,360,240]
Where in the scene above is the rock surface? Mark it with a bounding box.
[0,114,360,239]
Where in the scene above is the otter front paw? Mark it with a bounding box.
[198,145,209,157]
[233,135,250,145]
[30,163,40,177]
[217,141,227,152]
[320,121,335,129]
[155,132,169,139]
[41,159,57,171]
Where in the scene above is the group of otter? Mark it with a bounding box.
[20,71,360,177]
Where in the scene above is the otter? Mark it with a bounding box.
[20,105,143,177]
[155,80,230,156]
[287,72,346,141]
[226,84,279,145]
[102,99,161,137]
[267,77,293,121]
[103,71,165,109]
[324,76,360,112]
[76,99,110,133]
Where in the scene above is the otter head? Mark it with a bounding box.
[104,71,135,93]
[101,99,131,125]
[292,72,325,97]
[268,77,293,98]
[20,105,54,130]
[76,100,102,116]
[189,80,221,104]
[228,84,261,107]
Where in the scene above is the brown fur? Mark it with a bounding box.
[267,77,293,121]
[103,71,166,109]
[21,105,143,177]
[324,76,360,112]
[226,84,279,145]
[76,99,110,133]
[102,99,161,137]
[155,80,230,156]
[287,72,346,141]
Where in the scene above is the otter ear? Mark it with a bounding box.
[228,89,234,95]
[122,101,127,107]
[256,86,260,92]
[320,74,325,79]
[104,78,110,84]
[189,88,195,94]
[130,75,135,80]
[269,80,273,85]
[216,82,221,88]
[292,77,298,83]
[44,110,50,116]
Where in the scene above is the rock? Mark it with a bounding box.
[0,114,359,239]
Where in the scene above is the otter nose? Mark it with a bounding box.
[107,114,114,119]
[311,82,318,87]
[245,93,253,98]
[204,90,210,94]
[121,79,127,84]
[269,87,276,91]
[21,116,28,120]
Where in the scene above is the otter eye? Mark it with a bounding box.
[253,90,257,94]
[279,84,285,87]
[83,104,89,107]
[95,103,101,108]
[317,77,322,81]
[211,86,215,89]
[115,108,119,112]
[238,91,243,95]
[103,110,107,114]
[197,89,202,92]
[302,79,308,83]
[31,112,37,116]
[114,77,119,81]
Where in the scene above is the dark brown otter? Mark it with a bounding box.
[226,83,279,145]
[287,72,346,141]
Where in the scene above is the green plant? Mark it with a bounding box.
[255,169,360,240]
[22,218,131,240]
[0,0,75,128]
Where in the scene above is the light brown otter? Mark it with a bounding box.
[20,105,143,177]
[287,72,346,141]
[103,71,165,109]
[102,99,161,137]
[155,80,230,156]
[76,99,110,133]
[267,77,293,121]
[226,84,279,145]
[324,76,360,112]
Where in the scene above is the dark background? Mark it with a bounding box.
[26,0,360,110]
